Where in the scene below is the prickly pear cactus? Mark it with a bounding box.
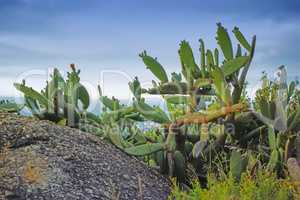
[0,100,22,113]
[230,151,248,181]
[14,64,91,127]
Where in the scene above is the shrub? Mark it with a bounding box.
[169,170,296,200]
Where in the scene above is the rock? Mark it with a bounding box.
[287,157,300,181]
[287,157,300,193]
[0,113,171,199]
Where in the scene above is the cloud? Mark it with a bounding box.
[0,0,299,97]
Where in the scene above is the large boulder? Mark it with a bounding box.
[0,113,171,200]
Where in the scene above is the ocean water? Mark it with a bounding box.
[0,96,168,116]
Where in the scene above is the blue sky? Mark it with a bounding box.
[0,0,300,99]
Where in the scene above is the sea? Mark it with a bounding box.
[0,96,168,116]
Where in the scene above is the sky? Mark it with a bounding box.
[0,0,300,100]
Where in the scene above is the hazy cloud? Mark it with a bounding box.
[0,0,299,97]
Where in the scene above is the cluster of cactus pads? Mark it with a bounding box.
[0,100,22,113]
[13,23,300,188]
[120,23,256,184]
[14,64,91,127]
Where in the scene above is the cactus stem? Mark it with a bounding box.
[165,103,248,128]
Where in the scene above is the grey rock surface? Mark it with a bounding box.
[0,113,171,200]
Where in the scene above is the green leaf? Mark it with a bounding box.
[179,40,200,79]
[222,56,250,77]
[139,51,168,83]
[108,133,125,149]
[165,95,189,104]
[211,67,232,105]
[24,96,40,114]
[100,96,120,111]
[233,27,251,52]
[102,106,135,121]
[124,112,145,121]
[133,133,147,145]
[288,107,300,131]
[206,49,214,67]
[14,83,51,108]
[192,140,208,158]
[194,78,212,88]
[77,84,90,109]
[133,101,170,123]
[64,65,81,105]
[86,112,101,123]
[184,142,193,155]
[129,77,142,100]
[147,82,188,95]
[230,151,246,180]
[45,68,65,99]
[156,151,168,173]
[0,101,23,113]
[171,72,182,83]
[57,118,67,126]
[214,48,219,67]
[174,151,186,182]
[268,149,279,170]
[258,100,270,118]
[288,81,296,101]
[268,126,277,150]
[235,44,242,58]
[199,39,206,69]
[125,143,165,156]
[216,23,233,60]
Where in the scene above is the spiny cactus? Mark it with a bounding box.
[139,51,169,83]
[14,64,91,127]
[255,68,300,174]
[230,151,248,181]
[122,23,256,184]
[0,100,23,113]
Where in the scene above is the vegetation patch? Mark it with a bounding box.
[2,22,299,198]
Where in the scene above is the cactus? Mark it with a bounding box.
[133,100,170,124]
[230,150,248,181]
[178,40,201,80]
[129,77,142,100]
[222,56,250,77]
[139,51,169,83]
[14,23,261,186]
[255,68,300,173]
[124,143,165,156]
[14,64,91,127]
[155,150,168,174]
[210,66,232,106]
[173,151,186,183]
[216,23,233,60]
[199,39,206,71]
[131,23,256,184]
[0,100,23,113]
[232,27,252,52]
[267,126,282,170]
[184,142,193,156]
[206,49,214,68]
[14,83,50,109]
